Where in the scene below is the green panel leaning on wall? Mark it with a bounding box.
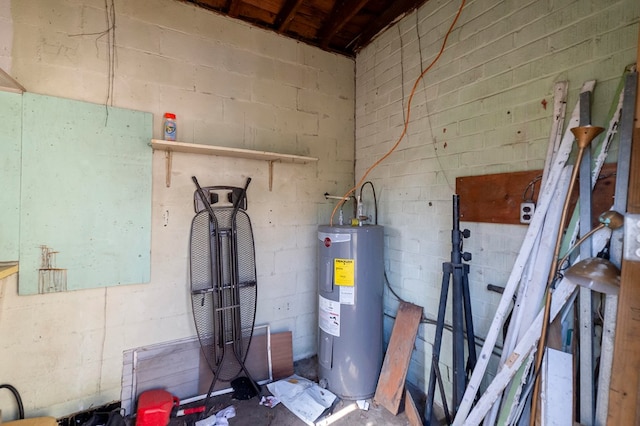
[0,91,22,261]
[1,92,153,294]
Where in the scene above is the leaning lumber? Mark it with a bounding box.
[452,80,595,425]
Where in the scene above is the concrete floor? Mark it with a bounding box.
[170,357,444,426]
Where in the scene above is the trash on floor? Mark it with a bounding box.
[259,395,280,408]
[356,400,369,411]
[194,406,236,426]
[266,375,336,425]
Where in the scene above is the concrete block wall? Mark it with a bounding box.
[0,0,10,71]
[0,0,354,419]
[355,0,639,406]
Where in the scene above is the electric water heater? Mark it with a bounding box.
[317,224,384,400]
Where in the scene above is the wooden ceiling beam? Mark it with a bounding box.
[274,0,304,32]
[318,0,371,49]
[227,0,242,17]
[352,0,427,52]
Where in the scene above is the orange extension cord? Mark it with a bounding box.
[330,0,466,226]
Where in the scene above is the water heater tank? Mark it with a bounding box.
[317,224,384,400]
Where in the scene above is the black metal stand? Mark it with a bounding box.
[424,194,477,425]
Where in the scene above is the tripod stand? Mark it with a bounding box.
[424,194,477,425]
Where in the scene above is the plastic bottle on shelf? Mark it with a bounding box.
[163,113,177,141]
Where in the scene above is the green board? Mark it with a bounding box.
[18,94,152,294]
[0,91,22,261]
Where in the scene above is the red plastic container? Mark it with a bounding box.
[136,389,179,426]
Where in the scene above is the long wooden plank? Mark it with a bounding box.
[595,69,637,425]
[491,167,572,426]
[542,348,573,425]
[487,83,570,426]
[607,31,640,425]
[374,301,423,415]
[405,388,424,426]
[0,262,18,280]
[578,91,595,426]
[453,80,595,425]
[461,277,579,425]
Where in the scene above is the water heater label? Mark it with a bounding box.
[334,258,354,286]
[340,286,355,305]
[319,295,341,336]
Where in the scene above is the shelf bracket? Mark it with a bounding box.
[165,150,173,188]
[269,160,275,191]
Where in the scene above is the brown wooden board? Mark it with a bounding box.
[607,37,640,423]
[198,331,272,395]
[271,331,294,380]
[608,137,640,422]
[455,163,617,225]
[374,301,423,415]
[405,388,424,426]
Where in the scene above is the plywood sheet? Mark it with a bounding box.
[19,93,152,294]
[121,327,274,414]
[271,331,294,380]
[121,337,204,415]
[198,332,273,395]
[374,301,423,415]
[455,164,617,225]
[0,92,22,261]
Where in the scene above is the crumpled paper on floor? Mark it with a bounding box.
[266,375,337,425]
[259,395,280,408]
[194,405,236,426]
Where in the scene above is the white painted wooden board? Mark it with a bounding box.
[485,83,570,426]
[452,80,596,425]
[542,348,573,426]
[459,277,578,425]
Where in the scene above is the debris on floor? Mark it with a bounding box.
[266,375,337,425]
[194,406,235,426]
[259,395,280,408]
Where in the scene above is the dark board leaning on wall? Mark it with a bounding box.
[18,93,152,294]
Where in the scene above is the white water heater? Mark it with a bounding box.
[317,224,384,400]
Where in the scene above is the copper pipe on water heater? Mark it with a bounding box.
[529,125,604,425]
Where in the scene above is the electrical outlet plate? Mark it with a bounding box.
[520,202,535,224]
[624,213,640,262]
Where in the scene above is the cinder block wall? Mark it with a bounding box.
[355,0,639,405]
[0,0,353,419]
[0,0,11,71]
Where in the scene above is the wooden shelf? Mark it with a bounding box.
[0,262,19,280]
[150,139,318,189]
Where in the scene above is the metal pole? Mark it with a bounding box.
[452,195,466,411]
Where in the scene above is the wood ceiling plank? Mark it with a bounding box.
[274,0,305,31]
[228,0,242,16]
[318,0,371,49]
[353,0,427,52]
[235,3,278,25]
[243,0,283,13]
[180,0,426,55]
